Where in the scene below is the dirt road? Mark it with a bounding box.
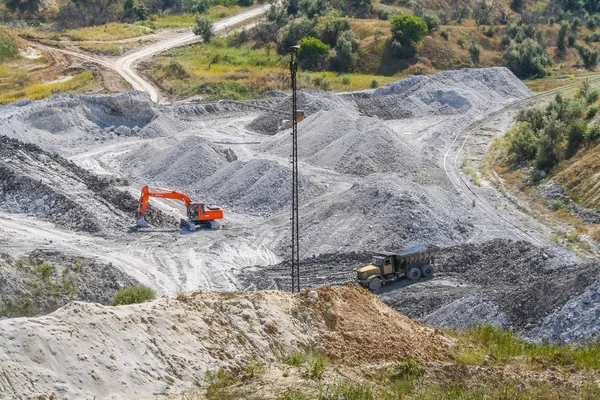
[30,5,272,102]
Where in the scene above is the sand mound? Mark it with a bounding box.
[0,286,452,398]
[310,285,453,364]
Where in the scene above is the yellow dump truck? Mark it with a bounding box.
[356,244,436,291]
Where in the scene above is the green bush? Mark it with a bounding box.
[586,124,600,141]
[457,36,465,48]
[586,104,599,119]
[331,30,359,72]
[484,26,494,37]
[390,14,428,45]
[0,32,18,61]
[422,12,440,32]
[502,38,550,79]
[508,123,539,163]
[567,119,588,157]
[468,41,482,64]
[110,285,156,306]
[370,79,378,88]
[585,89,600,104]
[500,34,511,49]
[377,8,389,21]
[193,15,214,42]
[577,44,599,68]
[440,29,449,40]
[341,75,351,85]
[298,36,330,70]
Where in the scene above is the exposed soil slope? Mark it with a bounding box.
[0,286,452,398]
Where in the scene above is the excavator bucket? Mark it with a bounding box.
[136,215,152,228]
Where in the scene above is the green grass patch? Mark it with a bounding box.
[110,285,156,306]
[463,167,481,186]
[65,23,153,41]
[454,325,600,370]
[148,39,399,100]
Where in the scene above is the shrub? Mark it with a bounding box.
[377,8,389,20]
[243,357,264,379]
[484,26,494,37]
[440,29,449,40]
[422,12,440,32]
[577,45,599,69]
[468,41,482,64]
[331,30,359,72]
[502,38,550,79]
[566,119,588,157]
[193,15,214,42]
[343,0,372,18]
[341,75,350,84]
[181,0,210,13]
[558,21,569,52]
[585,124,600,141]
[500,34,511,49]
[587,104,599,119]
[586,89,600,104]
[298,36,330,70]
[110,285,156,306]
[457,36,465,48]
[238,0,252,5]
[0,32,18,61]
[282,351,307,366]
[370,79,378,88]
[508,123,538,163]
[304,354,326,379]
[568,33,577,47]
[388,359,424,380]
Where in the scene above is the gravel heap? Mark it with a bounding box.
[295,173,474,255]
[261,107,423,177]
[0,250,138,319]
[122,136,231,188]
[0,136,175,232]
[240,239,600,344]
[0,92,158,152]
[359,67,532,120]
[527,281,600,344]
[195,159,321,215]
[246,91,346,135]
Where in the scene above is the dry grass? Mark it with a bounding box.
[554,143,600,211]
[78,42,139,56]
[0,70,95,103]
[64,23,153,41]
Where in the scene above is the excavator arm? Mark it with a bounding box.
[136,185,193,227]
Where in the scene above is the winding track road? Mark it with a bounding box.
[34,4,272,102]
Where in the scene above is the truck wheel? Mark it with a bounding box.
[407,267,421,281]
[368,277,383,291]
[420,264,433,278]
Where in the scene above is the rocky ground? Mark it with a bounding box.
[0,67,599,397]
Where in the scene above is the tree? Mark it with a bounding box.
[390,14,428,45]
[331,30,359,72]
[193,15,214,42]
[182,0,209,13]
[297,36,330,70]
[343,0,372,18]
[558,21,569,52]
[473,0,497,26]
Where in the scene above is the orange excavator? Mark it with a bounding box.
[136,185,224,231]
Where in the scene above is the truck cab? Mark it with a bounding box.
[357,245,436,291]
